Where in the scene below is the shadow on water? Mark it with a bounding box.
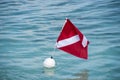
[65,70,89,80]
[42,67,88,80]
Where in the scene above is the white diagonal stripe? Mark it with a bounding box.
[82,35,88,47]
[56,35,80,48]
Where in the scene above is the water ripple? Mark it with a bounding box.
[0,0,120,80]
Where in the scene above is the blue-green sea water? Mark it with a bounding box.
[0,0,120,80]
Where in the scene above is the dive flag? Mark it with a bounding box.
[56,18,89,59]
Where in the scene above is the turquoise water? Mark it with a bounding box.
[0,0,120,80]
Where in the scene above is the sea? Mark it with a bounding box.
[0,0,120,80]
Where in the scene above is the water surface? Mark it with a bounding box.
[0,0,120,80]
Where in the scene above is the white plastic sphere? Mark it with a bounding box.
[43,57,56,68]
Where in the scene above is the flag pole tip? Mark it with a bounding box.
[65,18,68,20]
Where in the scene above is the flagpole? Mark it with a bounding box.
[60,18,67,33]
[51,18,67,57]
[51,18,68,58]
[51,44,56,58]
[50,18,66,58]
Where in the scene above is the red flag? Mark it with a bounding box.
[56,19,89,59]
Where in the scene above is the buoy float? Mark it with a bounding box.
[43,56,56,68]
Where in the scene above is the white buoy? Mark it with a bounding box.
[43,57,56,68]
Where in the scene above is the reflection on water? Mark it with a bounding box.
[65,70,88,80]
[43,68,55,76]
